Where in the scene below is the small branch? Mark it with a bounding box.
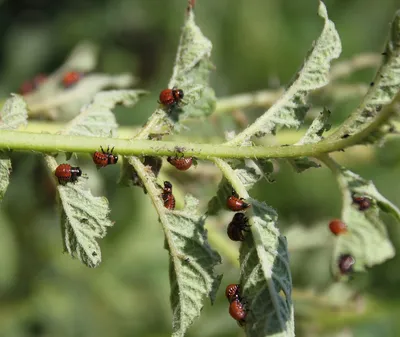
[330,53,381,81]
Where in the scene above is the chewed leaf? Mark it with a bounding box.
[0,95,28,202]
[167,8,216,122]
[240,200,294,337]
[330,10,400,142]
[167,195,222,337]
[27,73,137,121]
[0,94,28,130]
[290,108,331,172]
[58,182,114,268]
[332,168,397,275]
[63,90,147,137]
[228,1,341,146]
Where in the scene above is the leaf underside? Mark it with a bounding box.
[0,95,28,202]
[332,168,398,275]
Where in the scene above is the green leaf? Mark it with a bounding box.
[168,195,222,337]
[127,156,221,337]
[63,89,147,137]
[167,9,216,122]
[330,9,400,142]
[0,94,28,130]
[332,168,397,275]
[58,181,114,268]
[0,95,28,202]
[289,108,331,172]
[240,199,294,337]
[227,1,341,146]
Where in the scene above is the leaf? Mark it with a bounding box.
[330,9,400,142]
[58,181,114,268]
[0,94,28,130]
[289,108,331,172]
[227,1,341,146]
[167,9,216,123]
[167,195,222,337]
[206,159,274,215]
[63,89,147,137]
[0,95,28,202]
[332,168,397,275]
[240,199,294,337]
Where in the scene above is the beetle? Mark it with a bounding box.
[225,284,241,302]
[55,164,82,184]
[352,194,371,211]
[328,219,347,236]
[167,156,193,171]
[62,71,83,88]
[338,254,355,275]
[227,213,250,241]
[19,73,47,95]
[92,146,118,168]
[229,297,247,326]
[162,181,175,210]
[227,190,250,212]
[158,87,184,111]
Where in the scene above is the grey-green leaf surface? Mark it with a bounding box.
[167,195,222,337]
[240,199,294,337]
[167,9,216,122]
[63,89,147,137]
[58,181,114,268]
[329,9,400,141]
[0,95,28,202]
[289,108,331,172]
[227,1,341,146]
[332,168,397,275]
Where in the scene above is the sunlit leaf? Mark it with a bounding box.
[289,108,331,172]
[167,8,216,122]
[63,89,147,137]
[227,1,341,146]
[58,181,114,268]
[167,195,222,337]
[0,95,28,202]
[329,9,400,142]
[332,168,397,275]
[240,199,294,337]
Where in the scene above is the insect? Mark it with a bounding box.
[167,156,193,171]
[227,190,250,212]
[92,146,118,168]
[227,213,250,241]
[229,297,247,326]
[352,194,371,211]
[158,87,184,111]
[328,219,347,236]
[19,74,47,95]
[338,254,355,275]
[162,181,175,210]
[225,284,241,302]
[55,164,82,184]
[62,71,83,88]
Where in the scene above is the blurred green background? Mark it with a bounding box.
[1,0,400,336]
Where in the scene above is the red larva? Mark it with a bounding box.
[227,213,250,241]
[338,254,355,275]
[55,164,82,184]
[19,73,47,95]
[62,71,83,88]
[225,284,240,302]
[167,156,193,171]
[93,146,118,168]
[227,191,250,212]
[328,219,347,236]
[162,181,175,210]
[229,298,247,325]
[352,195,372,211]
[158,87,184,111]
